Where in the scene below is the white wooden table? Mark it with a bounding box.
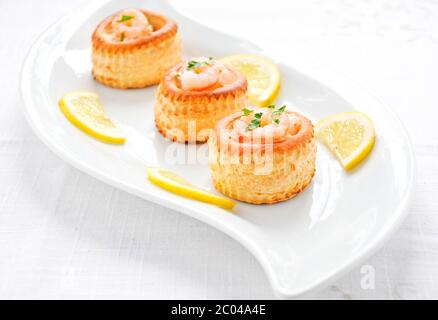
[1,0,437,299]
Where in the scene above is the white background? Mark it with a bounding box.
[1,0,437,299]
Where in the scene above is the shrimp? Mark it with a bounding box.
[110,9,153,41]
[180,62,219,91]
[214,62,236,86]
[218,68,235,86]
[178,58,237,91]
[232,107,295,142]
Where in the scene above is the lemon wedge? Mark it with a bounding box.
[221,54,281,107]
[147,167,236,210]
[315,111,375,171]
[59,91,125,144]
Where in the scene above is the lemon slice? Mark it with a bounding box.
[147,167,236,210]
[315,111,375,170]
[59,91,125,144]
[221,54,280,107]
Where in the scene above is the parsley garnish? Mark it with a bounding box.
[271,105,286,117]
[187,61,199,70]
[242,108,253,116]
[120,32,125,42]
[270,105,286,125]
[187,57,215,71]
[117,15,134,23]
[246,112,263,131]
[244,105,288,131]
[267,104,276,109]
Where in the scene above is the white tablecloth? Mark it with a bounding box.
[1,0,437,299]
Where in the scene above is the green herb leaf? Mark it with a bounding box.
[272,105,286,117]
[246,120,261,131]
[117,15,134,23]
[187,60,199,70]
[267,104,276,109]
[246,112,263,131]
[120,32,125,42]
[242,108,253,116]
[187,57,215,71]
[273,118,280,124]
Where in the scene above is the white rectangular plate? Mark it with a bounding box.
[21,0,415,298]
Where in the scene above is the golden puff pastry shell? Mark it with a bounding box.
[154,62,248,143]
[208,110,316,204]
[92,9,182,89]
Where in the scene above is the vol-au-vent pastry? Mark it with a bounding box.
[208,106,316,204]
[154,57,248,143]
[92,8,181,89]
